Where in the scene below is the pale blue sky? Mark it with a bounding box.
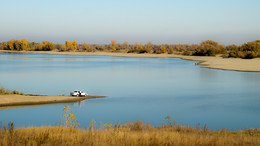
[0,0,259,45]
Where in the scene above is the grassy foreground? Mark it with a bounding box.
[1,121,259,146]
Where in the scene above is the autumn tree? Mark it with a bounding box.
[72,40,78,51]
[41,41,54,51]
[28,42,38,51]
[139,43,143,50]
[123,41,129,52]
[144,41,153,53]
[7,39,28,51]
[7,39,15,50]
[240,40,260,59]
[138,43,149,53]
[0,42,7,50]
[18,38,28,51]
[65,40,77,51]
[194,40,225,56]
[160,45,167,53]
[110,40,117,52]
[55,44,66,52]
[65,41,72,51]
[226,44,238,51]
[83,43,91,52]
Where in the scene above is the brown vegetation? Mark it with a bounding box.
[0,120,259,146]
[228,40,260,59]
[193,40,226,56]
[0,87,24,95]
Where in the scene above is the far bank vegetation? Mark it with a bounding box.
[1,39,260,59]
[0,87,24,95]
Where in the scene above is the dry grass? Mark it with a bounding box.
[0,121,259,146]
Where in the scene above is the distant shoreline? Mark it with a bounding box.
[0,94,105,109]
[1,50,260,72]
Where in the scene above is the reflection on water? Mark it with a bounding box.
[73,100,88,107]
[0,53,260,130]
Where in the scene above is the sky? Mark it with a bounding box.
[0,0,260,45]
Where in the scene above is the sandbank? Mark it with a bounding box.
[1,50,260,72]
[0,94,105,109]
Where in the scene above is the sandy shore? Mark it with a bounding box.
[1,50,260,72]
[0,94,105,109]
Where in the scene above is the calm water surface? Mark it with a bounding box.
[0,53,260,130]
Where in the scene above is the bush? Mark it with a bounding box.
[0,87,5,95]
[193,40,226,56]
[12,90,20,94]
[243,51,257,59]
[182,51,192,56]
[0,87,24,95]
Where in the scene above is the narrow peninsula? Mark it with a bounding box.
[0,94,105,109]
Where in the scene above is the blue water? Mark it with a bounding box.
[0,53,260,130]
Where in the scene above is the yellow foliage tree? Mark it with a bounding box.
[160,45,167,53]
[18,38,28,51]
[110,40,117,52]
[41,41,54,51]
[72,40,78,51]
[65,41,72,51]
[139,43,143,50]
[83,43,91,52]
[65,40,77,51]
[7,39,15,50]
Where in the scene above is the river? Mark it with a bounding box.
[0,53,260,130]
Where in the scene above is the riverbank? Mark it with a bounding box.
[1,50,260,72]
[0,94,105,109]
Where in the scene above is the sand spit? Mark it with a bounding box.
[0,94,105,109]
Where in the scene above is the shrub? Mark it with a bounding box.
[62,106,80,128]
[12,90,20,94]
[193,40,226,56]
[243,51,257,59]
[182,50,192,56]
[0,87,24,95]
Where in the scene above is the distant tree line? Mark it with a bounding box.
[0,39,260,59]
